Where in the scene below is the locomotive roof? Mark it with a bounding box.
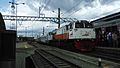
[50,20,90,33]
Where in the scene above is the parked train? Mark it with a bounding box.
[37,20,96,51]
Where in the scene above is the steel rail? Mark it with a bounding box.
[35,49,80,68]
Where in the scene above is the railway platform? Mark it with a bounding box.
[16,42,35,68]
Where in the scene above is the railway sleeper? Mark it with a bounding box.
[35,49,80,68]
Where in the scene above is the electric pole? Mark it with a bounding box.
[39,7,41,17]
[43,27,45,36]
[58,8,60,28]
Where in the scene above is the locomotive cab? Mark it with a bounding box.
[69,20,96,51]
[69,20,96,39]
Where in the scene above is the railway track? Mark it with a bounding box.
[31,49,81,68]
[33,42,120,63]
[95,48,120,63]
[30,42,120,68]
[30,53,56,68]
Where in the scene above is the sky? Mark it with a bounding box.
[0,0,120,37]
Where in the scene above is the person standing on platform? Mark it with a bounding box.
[112,32,118,48]
[97,31,102,46]
[107,32,112,47]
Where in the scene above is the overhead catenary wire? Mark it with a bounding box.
[40,0,51,13]
[65,7,82,18]
[65,1,81,13]
[62,0,82,17]
[40,0,81,18]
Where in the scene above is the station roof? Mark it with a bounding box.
[91,12,120,23]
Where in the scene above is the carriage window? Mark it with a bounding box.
[70,23,73,29]
[66,25,68,30]
[85,23,93,28]
[75,22,84,28]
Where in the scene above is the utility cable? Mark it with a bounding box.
[62,0,82,17]
[41,0,51,13]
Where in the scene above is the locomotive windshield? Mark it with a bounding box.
[75,20,93,28]
[75,21,84,28]
[84,23,93,28]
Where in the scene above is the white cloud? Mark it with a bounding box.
[69,0,120,20]
[1,0,120,37]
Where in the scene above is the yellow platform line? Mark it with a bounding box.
[24,45,28,48]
